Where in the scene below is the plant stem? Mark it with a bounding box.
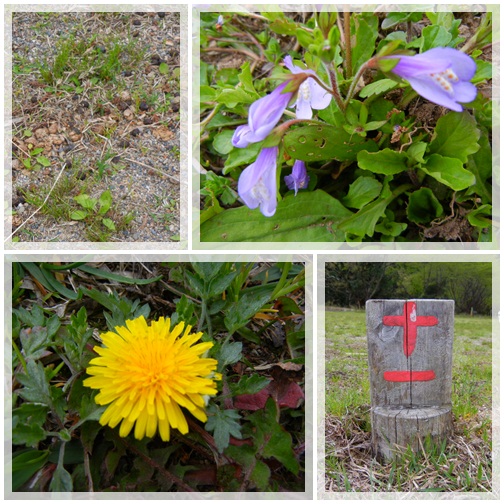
[344,11,352,78]
[344,62,369,107]
[326,64,345,111]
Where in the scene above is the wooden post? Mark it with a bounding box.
[366,299,454,462]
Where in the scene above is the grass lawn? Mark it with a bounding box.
[324,308,493,493]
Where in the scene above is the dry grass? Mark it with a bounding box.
[325,409,493,493]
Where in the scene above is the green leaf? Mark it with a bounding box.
[375,219,407,237]
[230,375,271,396]
[223,142,262,172]
[238,62,260,97]
[200,190,353,242]
[207,271,240,299]
[49,463,73,492]
[16,360,52,406]
[13,404,49,446]
[407,187,444,224]
[429,112,481,163]
[382,12,423,30]
[249,398,299,475]
[36,156,51,167]
[200,85,217,102]
[421,154,476,191]
[71,395,106,432]
[338,197,389,238]
[317,100,345,126]
[357,148,408,175]
[14,303,45,327]
[74,193,97,211]
[205,405,242,453]
[351,13,378,74]
[467,204,492,228]
[19,325,51,361]
[159,62,169,75]
[341,176,382,209]
[217,341,243,369]
[338,184,410,237]
[70,209,88,220]
[225,291,272,334]
[12,449,50,491]
[77,265,162,285]
[102,218,116,230]
[465,131,492,203]
[98,189,113,215]
[268,15,299,36]
[216,87,257,108]
[283,124,379,162]
[407,142,428,164]
[212,129,235,155]
[420,25,452,52]
[37,264,80,300]
[473,60,492,84]
[359,78,398,98]
[191,262,223,281]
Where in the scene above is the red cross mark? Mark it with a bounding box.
[382,301,438,382]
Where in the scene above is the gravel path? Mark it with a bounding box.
[7,9,183,245]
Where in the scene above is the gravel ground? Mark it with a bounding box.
[7,9,184,245]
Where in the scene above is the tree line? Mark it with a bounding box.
[325,262,492,315]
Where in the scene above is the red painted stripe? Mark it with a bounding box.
[384,370,436,382]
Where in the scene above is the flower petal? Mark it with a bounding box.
[238,147,278,217]
[308,79,332,110]
[248,81,292,141]
[406,76,463,111]
[296,94,313,120]
[84,316,220,441]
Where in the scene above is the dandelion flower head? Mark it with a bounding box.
[83,316,220,441]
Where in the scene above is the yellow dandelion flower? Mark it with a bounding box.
[83,316,220,442]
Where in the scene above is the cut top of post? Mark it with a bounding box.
[366,299,454,408]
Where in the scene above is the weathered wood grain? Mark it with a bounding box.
[366,299,454,461]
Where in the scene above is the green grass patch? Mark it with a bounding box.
[324,308,493,492]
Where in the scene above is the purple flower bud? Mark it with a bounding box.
[232,82,293,148]
[384,47,477,112]
[284,55,332,119]
[284,160,310,195]
[237,147,278,217]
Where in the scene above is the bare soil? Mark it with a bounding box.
[7,10,182,243]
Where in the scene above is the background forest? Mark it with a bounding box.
[325,262,492,315]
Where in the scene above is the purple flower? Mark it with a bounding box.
[232,82,293,148]
[237,147,278,217]
[284,55,332,119]
[285,160,310,195]
[385,47,477,112]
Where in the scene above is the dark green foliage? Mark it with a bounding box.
[326,262,492,314]
[11,261,305,492]
[200,11,493,242]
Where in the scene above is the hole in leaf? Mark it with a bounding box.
[298,136,306,144]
